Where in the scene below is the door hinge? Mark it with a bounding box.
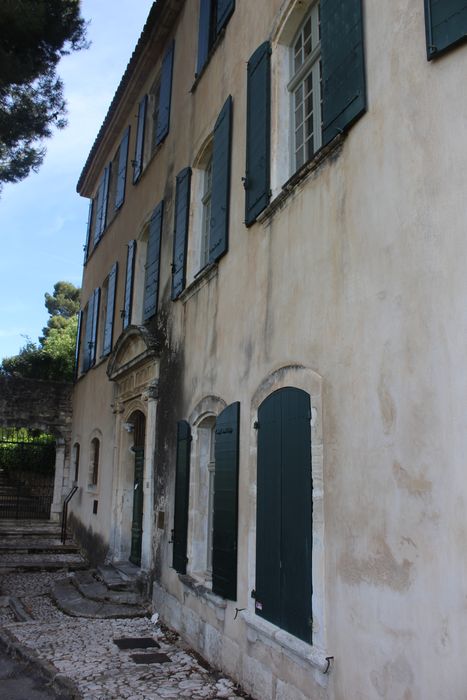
[253,421,260,430]
[250,589,256,599]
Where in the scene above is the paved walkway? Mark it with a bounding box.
[0,569,250,699]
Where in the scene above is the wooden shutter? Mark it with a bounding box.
[321,0,366,146]
[133,95,147,183]
[102,262,118,356]
[123,240,136,329]
[74,310,82,380]
[84,199,93,263]
[171,167,191,300]
[82,295,94,372]
[93,165,111,244]
[216,0,235,34]
[255,388,312,644]
[155,42,174,145]
[196,0,212,75]
[172,420,191,574]
[115,127,130,209]
[90,287,100,367]
[93,176,104,245]
[280,388,312,644]
[143,201,164,321]
[209,95,232,264]
[245,42,271,227]
[212,401,240,600]
[255,390,282,628]
[424,0,467,59]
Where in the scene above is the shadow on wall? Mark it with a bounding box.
[68,512,108,567]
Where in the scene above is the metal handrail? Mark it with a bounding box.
[61,485,78,543]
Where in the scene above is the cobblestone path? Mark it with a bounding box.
[0,571,250,700]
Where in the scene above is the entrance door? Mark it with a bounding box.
[129,411,146,566]
[255,387,312,643]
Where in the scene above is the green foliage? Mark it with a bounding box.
[42,280,80,340]
[1,281,80,381]
[0,0,88,191]
[0,428,55,475]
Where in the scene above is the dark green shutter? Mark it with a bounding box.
[216,0,235,33]
[90,287,100,367]
[171,167,191,300]
[143,201,164,321]
[209,95,232,264]
[101,164,110,233]
[321,0,366,146]
[280,388,312,644]
[133,95,147,183]
[155,42,174,145]
[82,295,94,372]
[245,42,271,227]
[74,310,82,380]
[102,262,118,356]
[425,0,467,58]
[115,127,130,209]
[256,388,312,644]
[255,390,282,628]
[84,199,93,263]
[197,0,212,75]
[93,175,104,245]
[172,420,191,574]
[212,401,240,600]
[123,240,136,329]
[94,165,111,244]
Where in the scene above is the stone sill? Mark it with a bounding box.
[179,263,218,304]
[241,610,331,674]
[179,573,227,620]
[257,134,345,226]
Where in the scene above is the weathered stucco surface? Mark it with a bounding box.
[69,1,467,698]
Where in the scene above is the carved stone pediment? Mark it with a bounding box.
[107,325,159,382]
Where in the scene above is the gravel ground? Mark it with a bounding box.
[0,570,251,700]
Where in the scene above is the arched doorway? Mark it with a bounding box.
[129,410,146,566]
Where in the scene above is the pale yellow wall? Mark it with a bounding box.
[71,1,467,698]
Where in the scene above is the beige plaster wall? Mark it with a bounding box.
[71,1,467,698]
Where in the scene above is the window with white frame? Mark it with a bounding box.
[188,415,216,581]
[289,3,322,171]
[200,154,213,270]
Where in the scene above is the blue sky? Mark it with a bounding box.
[0,0,154,360]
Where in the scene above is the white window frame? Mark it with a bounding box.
[289,4,322,171]
[186,136,214,285]
[270,0,322,198]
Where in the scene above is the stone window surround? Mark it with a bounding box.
[185,394,227,587]
[87,429,103,493]
[246,364,328,672]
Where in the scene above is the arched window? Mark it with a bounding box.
[73,442,80,483]
[89,437,100,488]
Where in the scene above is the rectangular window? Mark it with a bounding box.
[197,0,235,76]
[289,5,322,171]
[200,155,213,269]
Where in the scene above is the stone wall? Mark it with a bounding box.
[0,375,72,438]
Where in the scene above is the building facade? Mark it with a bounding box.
[70,1,467,698]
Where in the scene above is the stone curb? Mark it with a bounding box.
[0,626,81,699]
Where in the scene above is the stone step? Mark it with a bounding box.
[96,564,139,591]
[0,520,61,537]
[0,552,88,573]
[0,540,79,554]
[52,578,148,619]
[72,570,143,605]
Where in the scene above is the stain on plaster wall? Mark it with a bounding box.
[392,461,432,498]
[370,653,414,699]
[339,538,412,591]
